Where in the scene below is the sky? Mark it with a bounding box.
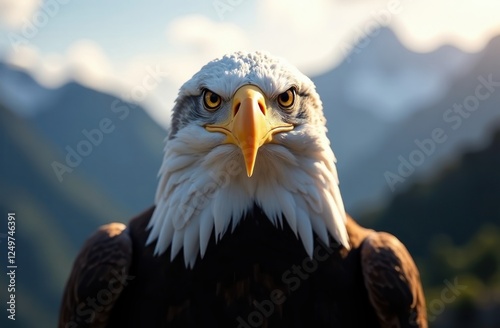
[0,0,499,127]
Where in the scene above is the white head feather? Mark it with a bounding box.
[147,51,349,267]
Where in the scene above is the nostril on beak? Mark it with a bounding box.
[258,100,266,115]
[233,102,241,116]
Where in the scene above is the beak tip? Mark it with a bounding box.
[242,146,257,178]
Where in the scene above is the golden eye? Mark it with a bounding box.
[203,89,222,111]
[277,88,296,109]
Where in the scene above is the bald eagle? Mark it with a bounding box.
[59,51,427,328]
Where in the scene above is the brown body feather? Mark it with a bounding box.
[59,206,427,328]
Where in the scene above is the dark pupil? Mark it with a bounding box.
[280,92,290,103]
[209,93,219,104]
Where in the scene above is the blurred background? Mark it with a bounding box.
[0,0,499,327]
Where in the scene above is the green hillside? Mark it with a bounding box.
[0,104,128,328]
[361,126,500,328]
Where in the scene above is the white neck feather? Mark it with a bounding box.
[147,124,349,268]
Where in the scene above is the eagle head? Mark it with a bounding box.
[147,51,349,267]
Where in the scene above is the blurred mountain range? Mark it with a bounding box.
[0,75,165,327]
[0,27,499,327]
[315,28,500,212]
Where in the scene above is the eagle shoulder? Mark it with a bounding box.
[59,222,132,328]
[360,230,428,328]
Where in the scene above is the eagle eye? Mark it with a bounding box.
[277,87,296,109]
[202,89,222,111]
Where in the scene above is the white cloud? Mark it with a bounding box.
[64,39,115,89]
[393,0,500,52]
[0,0,40,29]
[5,40,115,89]
[4,44,69,88]
[165,15,251,84]
[252,0,359,73]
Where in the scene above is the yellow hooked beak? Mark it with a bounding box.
[205,85,293,177]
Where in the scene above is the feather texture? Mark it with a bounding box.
[147,51,350,266]
[149,123,349,265]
